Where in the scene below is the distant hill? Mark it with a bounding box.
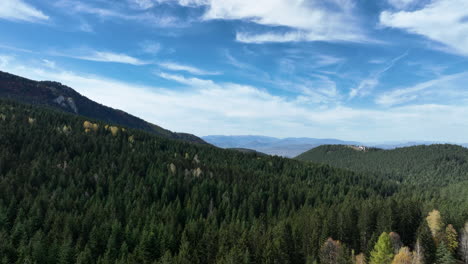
[202,135,360,157]
[0,70,205,144]
[227,147,267,156]
[296,144,468,185]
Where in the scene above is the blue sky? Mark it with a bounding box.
[1,0,468,142]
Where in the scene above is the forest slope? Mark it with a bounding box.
[0,101,467,263]
[296,144,468,186]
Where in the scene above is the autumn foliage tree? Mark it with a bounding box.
[426,210,443,243]
[391,247,412,264]
[443,224,458,254]
[320,238,349,264]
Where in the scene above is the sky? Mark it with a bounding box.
[1,0,468,142]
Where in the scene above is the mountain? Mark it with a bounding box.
[1,99,467,263]
[296,144,468,185]
[202,135,360,157]
[0,70,205,144]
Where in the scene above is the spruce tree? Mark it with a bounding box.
[435,242,456,264]
[417,221,436,264]
[370,232,394,264]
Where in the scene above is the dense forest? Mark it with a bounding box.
[0,100,467,263]
[296,144,468,186]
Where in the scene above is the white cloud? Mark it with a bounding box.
[314,55,345,67]
[0,0,49,22]
[2,55,468,142]
[157,72,217,87]
[376,72,468,106]
[368,59,386,64]
[387,0,418,9]
[42,59,56,69]
[140,41,161,54]
[56,50,148,65]
[350,51,408,98]
[131,0,155,9]
[158,62,220,75]
[57,1,184,28]
[154,0,369,43]
[380,0,468,55]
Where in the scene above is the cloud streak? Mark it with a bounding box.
[376,72,468,106]
[0,0,49,22]
[70,51,148,65]
[158,62,221,75]
[349,51,408,98]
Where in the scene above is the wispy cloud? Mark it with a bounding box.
[157,72,217,87]
[0,0,48,22]
[380,0,468,55]
[139,41,162,54]
[2,55,468,142]
[158,62,221,75]
[56,1,185,28]
[387,0,418,9]
[73,51,148,65]
[376,72,468,106]
[42,59,56,69]
[349,51,408,98]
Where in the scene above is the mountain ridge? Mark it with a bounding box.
[0,70,206,144]
[204,135,468,157]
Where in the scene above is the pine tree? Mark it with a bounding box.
[435,242,455,264]
[417,221,436,264]
[370,232,394,264]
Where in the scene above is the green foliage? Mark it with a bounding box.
[370,232,394,264]
[417,221,436,264]
[435,242,456,264]
[0,100,466,263]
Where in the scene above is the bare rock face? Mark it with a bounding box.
[66,97,78,113]
[53,96,78,113]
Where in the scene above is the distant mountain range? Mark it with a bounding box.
[202,135,361,157]
[0,71,205,144]
[203,135,468,157]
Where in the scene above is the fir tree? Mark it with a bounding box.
[370,232,394,264]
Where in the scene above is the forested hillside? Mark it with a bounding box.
[0,100,467,264]
[296,144,468,186]
[0,71,205,144]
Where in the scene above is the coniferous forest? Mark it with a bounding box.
[0,99,467,264]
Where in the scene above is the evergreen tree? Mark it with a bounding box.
[417,221,436,264]
[370,232,394,264]
[435,242,456,264]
